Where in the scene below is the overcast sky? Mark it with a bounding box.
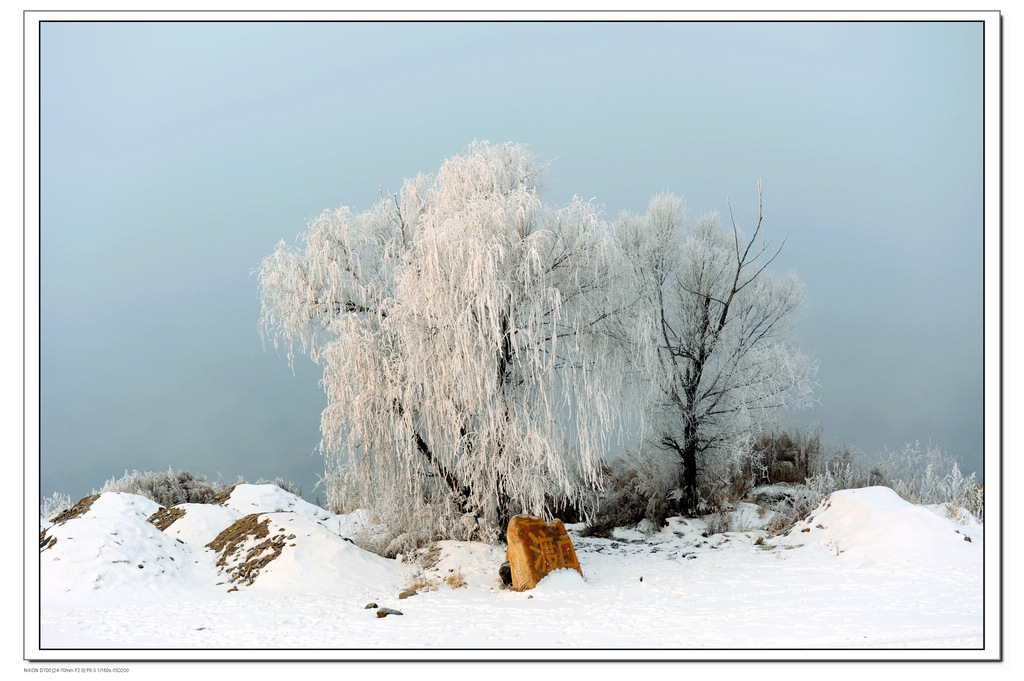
[36,17,991,503]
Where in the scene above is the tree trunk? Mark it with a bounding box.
[678,441,698,516]
[413,430,472,513]
[493,310,516,533]
[662,428,699,517]
[676,377,701,516]
[495,487,514,535]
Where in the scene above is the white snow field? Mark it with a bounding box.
[32,484,992,660]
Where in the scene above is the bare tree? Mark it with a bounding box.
[258,142,623,549]
[616,185,817,515]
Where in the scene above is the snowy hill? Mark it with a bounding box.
[34,484,986,656]
[766,486,983,567]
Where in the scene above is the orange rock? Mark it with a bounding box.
[505,515,582,591]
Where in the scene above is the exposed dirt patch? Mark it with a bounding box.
[48,494,101,526]
[41,494,104,551]
[207,513,269,555]
[148,506,186,531]
[146,484,234,534]
[413,544,442,570]
[208,486,237,506]
[206,513,291,588]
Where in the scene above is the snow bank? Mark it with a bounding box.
[220,484,334,523]
[160,503,244,546]
[770,486,982,567]
[532,568,588,593]
[216,511,409,595]
[40,493,220,605]
[319,507,374,539]
[40,486,409,604]
[35,484,986,652]
[428,540,507,590]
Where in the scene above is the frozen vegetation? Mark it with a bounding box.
[35,482,985,657]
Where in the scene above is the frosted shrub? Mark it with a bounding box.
[254,476,303,498]
[875,442,979,509]
[749,439,869,532]
[621,447,682,515]
[703,511,733,536]
[40,491,73,524]
[768,441,983,530]
[584,449,680,535]
[741,423,851,483]
[97,467,228,507]
[794,461,857,517]
[962,482,985,521]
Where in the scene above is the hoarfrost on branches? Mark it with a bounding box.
[258,141,625,548]
[615,185,818,514]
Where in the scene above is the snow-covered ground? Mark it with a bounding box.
[30,483,995,661]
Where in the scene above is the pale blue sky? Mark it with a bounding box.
[38,20,987,502]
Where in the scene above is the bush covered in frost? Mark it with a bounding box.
[871,442,982,520]
[95,467,228,506]
[762,441,983,530]
[586,429,983,536]
[253,476,303,498]
[93,468,304,508]
[39,491,73,523]
[581,451,678,537]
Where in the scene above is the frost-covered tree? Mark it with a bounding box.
[258,141,622,548]
[616,185,817,515]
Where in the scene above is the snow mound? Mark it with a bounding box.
[427,540,507,590]
[219,484,334,523]
[36,485,985,650]
[158,503,244,546]
[158,484,363,543]
[925,502,984,532]
[771,486,982,567]
[208,511,409,595]
[727,501,775,532]
[39,492,218,604]
[39,486,409,605]
[76,491,162,521]
[318,507,374,540]
[658,516,709,542]
[532,568,588,593]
